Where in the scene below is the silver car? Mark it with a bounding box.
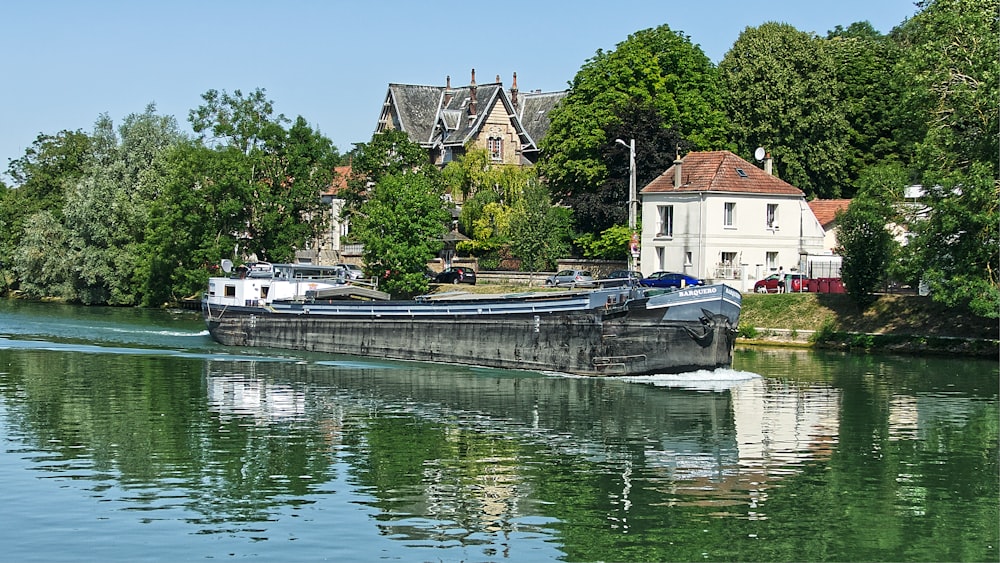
[545,269,595,288]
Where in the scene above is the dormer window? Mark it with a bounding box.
[488,136,503,162]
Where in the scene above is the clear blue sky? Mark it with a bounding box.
[0,0,919,182]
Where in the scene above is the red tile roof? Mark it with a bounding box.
[323,165,352,196]
[808,199,852,228]
[641,150,803,196]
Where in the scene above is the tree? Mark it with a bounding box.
[888,0,1000,316]
[343,129,435,219]
[904,165,999,318]
[719,22,852,198]
[1,130,93,293]
[826,22,907,189]
[569,102,689,233]
[12,211,75,300]
[836,196,897,308]
[893,0,999,178]
[183,88,338,264]
[62,106,183,304]
[538,23,729,222]
[509,183,573,272]
[355,172,449,297]
[140,142,245,306]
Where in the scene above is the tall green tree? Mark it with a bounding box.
[836,196,897,308]
[888,0,1000,316]
[140,142,247,306]
[826,22,907,188]
[538,23,729,226]
[62,107,183,304]
[1,130,93,293]
[904,165,999,318]
[893,0,999,177]
[184,88,337,263]
[719,22,852,198]
[355,172,449,297]
[509,183,573,272]
[343,129,435,220]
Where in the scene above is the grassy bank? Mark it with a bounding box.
[739,292,997,356]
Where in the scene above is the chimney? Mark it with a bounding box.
[764,152,773,175]
[510,72,519,110]
[673,146,683,188]
[444,75,453,105]
[468,68,477,117]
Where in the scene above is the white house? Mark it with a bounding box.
[638,150,826,292]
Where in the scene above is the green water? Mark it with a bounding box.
[0,300,996,562]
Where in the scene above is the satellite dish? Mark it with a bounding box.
[221,259,233,273]
[754,147,766,161]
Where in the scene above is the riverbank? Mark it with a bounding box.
[736,292,997,357]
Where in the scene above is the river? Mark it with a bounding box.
[0,299,996,562]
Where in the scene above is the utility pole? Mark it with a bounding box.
[616,138,638,271]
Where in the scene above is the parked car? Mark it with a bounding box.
[434,266,477,285]
[599,270,643,287]
[335,263,365,280]
[640,271,704,289]
[754,272,810,293]
[545,269,595,287]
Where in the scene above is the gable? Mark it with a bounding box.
[374,71,565,162]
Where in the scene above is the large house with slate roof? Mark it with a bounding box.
[639,150,827,289]
[375,69,566,168]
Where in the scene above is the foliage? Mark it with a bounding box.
[893,0,999,178]
[538,23,729,229]
[825,22,907,188]
[342,130,435,221]
[575,225,633,261]
[836,197,897,307]
[887,0,1000,317]
[140,142,247,305]
[1,129,93,293]
[62,107,183,305]
[903,165,999,318]
[508,184,573,272]
[719,22,852,198]
[355,172,449,297]
[12,211,75,299]
[568,102,691,233]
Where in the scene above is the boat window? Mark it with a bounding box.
[224,285,236,297]
[260,286,269,299]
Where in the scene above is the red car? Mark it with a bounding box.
[754,273,810,293]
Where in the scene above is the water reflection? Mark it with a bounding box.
[0,301,996,562]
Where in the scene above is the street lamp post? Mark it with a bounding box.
[616,138,638,271]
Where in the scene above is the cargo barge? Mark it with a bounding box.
[202,263,742,376]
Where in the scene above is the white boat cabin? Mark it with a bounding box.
[205,263,347,308]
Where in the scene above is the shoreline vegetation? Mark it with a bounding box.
[425,283,998,358]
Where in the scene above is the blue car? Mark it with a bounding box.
[640,271,704,289]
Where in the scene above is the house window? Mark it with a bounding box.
[724,202,736,227]
[766,203,779,229]
[656,205,674,237]
[766,251,778,271]
[684,252,692,266]
[488,136,503,161]
[656,247,665,270]
[721,252,737,265]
